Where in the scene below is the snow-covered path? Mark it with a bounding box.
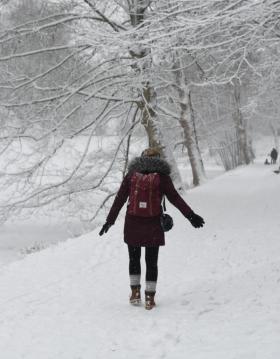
[0,162,280,359]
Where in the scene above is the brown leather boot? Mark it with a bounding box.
[145,291,156,310]
[130,285,141,305]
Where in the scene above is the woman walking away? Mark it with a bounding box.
[99,148,205,310]
[270,148,278,164]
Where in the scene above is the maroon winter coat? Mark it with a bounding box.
[106,156,193,247]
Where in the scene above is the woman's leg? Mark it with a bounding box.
[145,246,159,293]
[144,246,159,309]
[127,245,141,288]
[128,245,142,305]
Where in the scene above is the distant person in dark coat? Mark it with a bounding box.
[270,148,278,164]
[99,147,205,310]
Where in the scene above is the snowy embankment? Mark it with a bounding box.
[0,161,280,359]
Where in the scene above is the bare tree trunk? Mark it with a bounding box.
[189,90,205,177]
[174,63,206,186]
[178,87,206,186]
[141,86,160,148]
[232,79,254,165]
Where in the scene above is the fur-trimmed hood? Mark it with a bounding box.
[128,156,171,176]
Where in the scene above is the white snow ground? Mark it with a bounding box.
[0,160,280,359]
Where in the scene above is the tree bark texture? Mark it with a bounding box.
[178,88,205,186]
[232,80,254,165]
[174,64,206,186]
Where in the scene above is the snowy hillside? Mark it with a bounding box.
[0,160,280,359]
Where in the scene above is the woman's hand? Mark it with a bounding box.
[99,222,112,236]
[187,212,205,228]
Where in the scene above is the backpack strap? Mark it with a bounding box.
[133,173,142,214]
[162,196,166,212]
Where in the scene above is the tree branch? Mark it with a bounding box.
[82,0,126,31]
[0,44,90,62]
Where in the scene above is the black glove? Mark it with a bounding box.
[99,222,112,236]
[187,212,205,228]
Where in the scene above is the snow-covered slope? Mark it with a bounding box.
[0,161,280,359]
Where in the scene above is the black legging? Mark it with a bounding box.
[128,245,159,282]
